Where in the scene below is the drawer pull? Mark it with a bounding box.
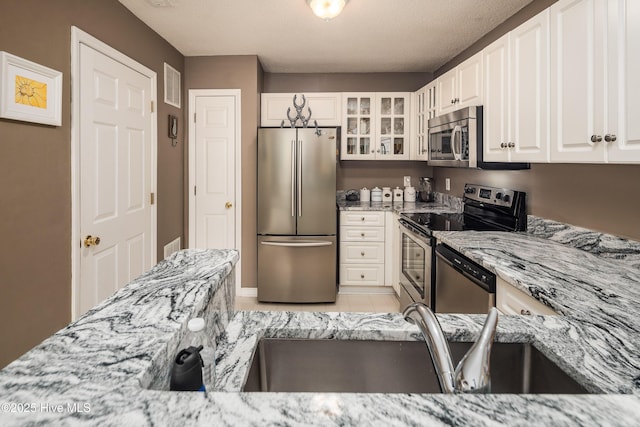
[520,309,532,315]
[360,274,365,279]
[361,217,365,221]
[361,251,365,256]
[361,233,365,237]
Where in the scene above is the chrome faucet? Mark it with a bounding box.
[402,303,499,394]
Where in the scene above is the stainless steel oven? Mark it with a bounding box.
[398,219,434,311]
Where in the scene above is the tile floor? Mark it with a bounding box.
[235,293,400,313]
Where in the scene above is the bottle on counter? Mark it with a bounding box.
[371,187,382,202]
[360,187,370,203]
[404,186,416,202]
[393,186,404,202]
[382,187,392,201]
[175,317,215,392]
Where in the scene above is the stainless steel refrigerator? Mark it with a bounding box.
[257,127,337,303]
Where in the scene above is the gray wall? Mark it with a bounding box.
[0,0,185,368]
[184,56,263,289]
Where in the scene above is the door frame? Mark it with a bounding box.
[188,89,244,295]
[70,27,158,320]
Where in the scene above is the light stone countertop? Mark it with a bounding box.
[1,230,640,425]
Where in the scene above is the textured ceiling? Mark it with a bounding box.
[118,0,533,73]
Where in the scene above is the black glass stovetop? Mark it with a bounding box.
[401,212,511,234]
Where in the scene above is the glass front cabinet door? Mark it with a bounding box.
[375,93,410,160]
[341,93,376,159]
[341,92,411,160]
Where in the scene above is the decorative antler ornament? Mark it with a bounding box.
[283,94,313,128]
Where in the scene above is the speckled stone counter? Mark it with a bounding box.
[2,236,640,425]
[337,191,464,214]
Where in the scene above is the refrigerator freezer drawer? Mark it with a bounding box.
[258,235,337,303]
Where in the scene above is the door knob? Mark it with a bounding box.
[225,202,233,209]
[84,235,101,247]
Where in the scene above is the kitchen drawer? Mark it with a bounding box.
[496,278,557,316]
[340,242,385,264]
[340,211,385,227]
[339,264,385,286]
[340,226,385,242]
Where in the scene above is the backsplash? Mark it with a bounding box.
[527,216,640,269]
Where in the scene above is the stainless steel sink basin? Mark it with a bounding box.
[243,339,589,394]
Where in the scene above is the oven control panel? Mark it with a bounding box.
[463,184,517,208]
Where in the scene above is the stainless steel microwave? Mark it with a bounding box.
[428,106,480,168]
[427,106,529,170]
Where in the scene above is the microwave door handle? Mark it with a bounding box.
[451,125,462,160]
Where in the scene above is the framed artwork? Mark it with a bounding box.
[0,51,62,126]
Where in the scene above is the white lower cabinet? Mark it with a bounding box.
[339,211,386,286]
[496,277,558,316]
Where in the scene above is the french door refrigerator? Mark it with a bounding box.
[257,127,337,303]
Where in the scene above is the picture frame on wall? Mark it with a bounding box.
[0,51,62,126]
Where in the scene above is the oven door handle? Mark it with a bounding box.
[435,249,494,293]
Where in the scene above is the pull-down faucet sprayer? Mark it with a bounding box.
[403,302,499,394]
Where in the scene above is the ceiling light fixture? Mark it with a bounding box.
[307,0,348,20]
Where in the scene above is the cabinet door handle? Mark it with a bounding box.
[590,134,603,144]
[508,142,515,148]
[500,142,506,148]
[520,309,532,315]
[604,134,617,142]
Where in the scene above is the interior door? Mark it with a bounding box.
[79,44,153,316]
[193,95,237,249]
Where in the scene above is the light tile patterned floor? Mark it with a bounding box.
[235,293,400,313]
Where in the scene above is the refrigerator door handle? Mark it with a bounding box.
[297,139,302,217]
[261,240,333,248]
[291,139,296,217]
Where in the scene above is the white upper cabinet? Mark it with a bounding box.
[341,93,376,159]
[437,51,483,115]
[608,0,640,162]
[341,92,411,160]
[550,0,640,163]
[483,10,550,163]
[411,82,436,160]
[261,93,342,127]
[376,93,410,160]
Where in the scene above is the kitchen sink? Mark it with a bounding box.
[243,339,589,394]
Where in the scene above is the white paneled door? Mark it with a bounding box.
[78,43,154,316]
[192,94,237,251]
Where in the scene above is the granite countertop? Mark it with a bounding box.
[337,200,461,215]
[2,231,640,425]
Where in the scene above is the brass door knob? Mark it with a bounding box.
[225,202,233,209]
[84,235,101,247]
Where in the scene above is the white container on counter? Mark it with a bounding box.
[404,186,416,202]
[382,187,392,201]
[360,187,370,202]
[393,187,403,202]
[371,187,382,202]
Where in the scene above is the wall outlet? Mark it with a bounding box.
[445,178,451,191]
[403,175,411,187]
